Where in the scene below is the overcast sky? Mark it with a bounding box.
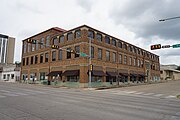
[1,0,180,65]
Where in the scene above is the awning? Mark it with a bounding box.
[119,73,129,76]
[106,72,118,77]
[130,74,139,77]
[47,71,62,76]
[89,70,106,76]
[62,70,79,76]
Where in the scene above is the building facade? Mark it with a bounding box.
[0,34,15,64]
[21,25,160,87]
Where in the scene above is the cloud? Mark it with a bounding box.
[109,0,180,40]
[76,0,94,12]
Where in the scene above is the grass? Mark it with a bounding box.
[177,95,180,99]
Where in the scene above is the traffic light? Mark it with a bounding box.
[89,64,93,71]
[150,44,161,50]
[27,39,36,44]
[51,45,59,49]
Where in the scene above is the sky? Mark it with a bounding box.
[0,0,180,65]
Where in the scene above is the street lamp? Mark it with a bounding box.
[159,16,180,22]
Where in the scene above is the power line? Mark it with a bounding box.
[159,16,180,22]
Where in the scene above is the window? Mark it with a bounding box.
[45,53,49,62]
[58,49,62,60]
[40,38,44,48]
[106,50,110,61]
[40,54,43,63]
[31,56,34,64]
[134,58,136,66]
[32,44,35,51]
[23,42,26,53]
[11,74,14,79]
[118,42,122,48]
[40,72,46,80]
[138,59,140,67]
[67,32,73,41]
[67,76,79,82]
[91,46,94,58]
[88,30,94,39]
[124,43,127,50]
[96,33,102,42]
[98,48,102,60]
[35,55,38,64]
[75,30,81,38]
[46,36,50,47]
[52,51,56,61]
[138,49,140,55]
[160,71,163,74]
[105,36,110,44]
[28,43,31,52]
[3,74,6,79]
[75,46,80,58]
[60,35,64,43]
[129,46,132,52]
[141,60,144,67]
[119,54,122,64]
[23,58,25,66]
[112,39,116,47]
[112,52,116,62]
[26,57,29,65]
[36,41,39,50]
[67,48,71,59]
[124,55,127,64]
[134,47,137,54]
[53,38,59,45]
[129,57,132,65]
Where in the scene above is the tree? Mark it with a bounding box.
[176,66,180,71]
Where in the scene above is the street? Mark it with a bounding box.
[0,81,180,120]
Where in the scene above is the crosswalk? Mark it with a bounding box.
[0,89,46,98]
[97,89,177,99]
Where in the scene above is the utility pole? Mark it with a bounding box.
[88,37,92,88]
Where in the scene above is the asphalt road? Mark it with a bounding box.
[0,81,180,120]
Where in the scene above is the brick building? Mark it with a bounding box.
[21,25,160,87]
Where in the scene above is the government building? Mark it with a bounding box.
[21,25,160,87]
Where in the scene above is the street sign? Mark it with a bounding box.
[162,45,171,48]
[80,52,88,57]
[172,44,180,48]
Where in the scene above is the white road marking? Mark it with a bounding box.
[165,95,176,98]
[154,94,164,97]
[143,93,154,96]
[0,95,6,98]
[1,93,19,97]
[123,91,137,94]
[134,92,144,95]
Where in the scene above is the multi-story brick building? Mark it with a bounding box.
[21,25,160,87]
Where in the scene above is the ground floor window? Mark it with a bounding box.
[92,76,102,82]
[106,76,116,82]
[22,74,28,80]
[120,76,128,83]
[40,72,47,80]
[67,76,79,82]
[3,74,6,79]
[11,74,14,79]
[130,76,137,82]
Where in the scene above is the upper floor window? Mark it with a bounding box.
[26,57,29,65]
[52,51,56,61]
[35,55,38,64]
[45,53,49,62]
[119,54,122,64]
[67,48,71,59]
[75,30,81,39]
[134,47,137,54]
[129,57,132,66]
[106,50,110,61]
[31,56,34,64]
[36,41,39,50]
[40,38,44,48]
[129,46,132,52]
[96,33,102,42]
[112,52,116,62]
[75,46,80,58]
[105,36,110,44]
[28,43,31,52]
[22,58,25,66]
[88,30,95,39]
[60,35,64,43]
[118,42,122,48]
[46,36,50,47]
[134,58,136,66]
[91,46,94,58]
[138,59,140,67]
[138,49,140,55]
[32,44,35,52]
[124,43,127,50]
[23,42,26,53]
[40,54,43,63]
[112,39,116,47]
[124,55,127,64]
[58,49,62,60]
[67,32,73,41]
[98,48,102,60]
[53,37,59,45]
